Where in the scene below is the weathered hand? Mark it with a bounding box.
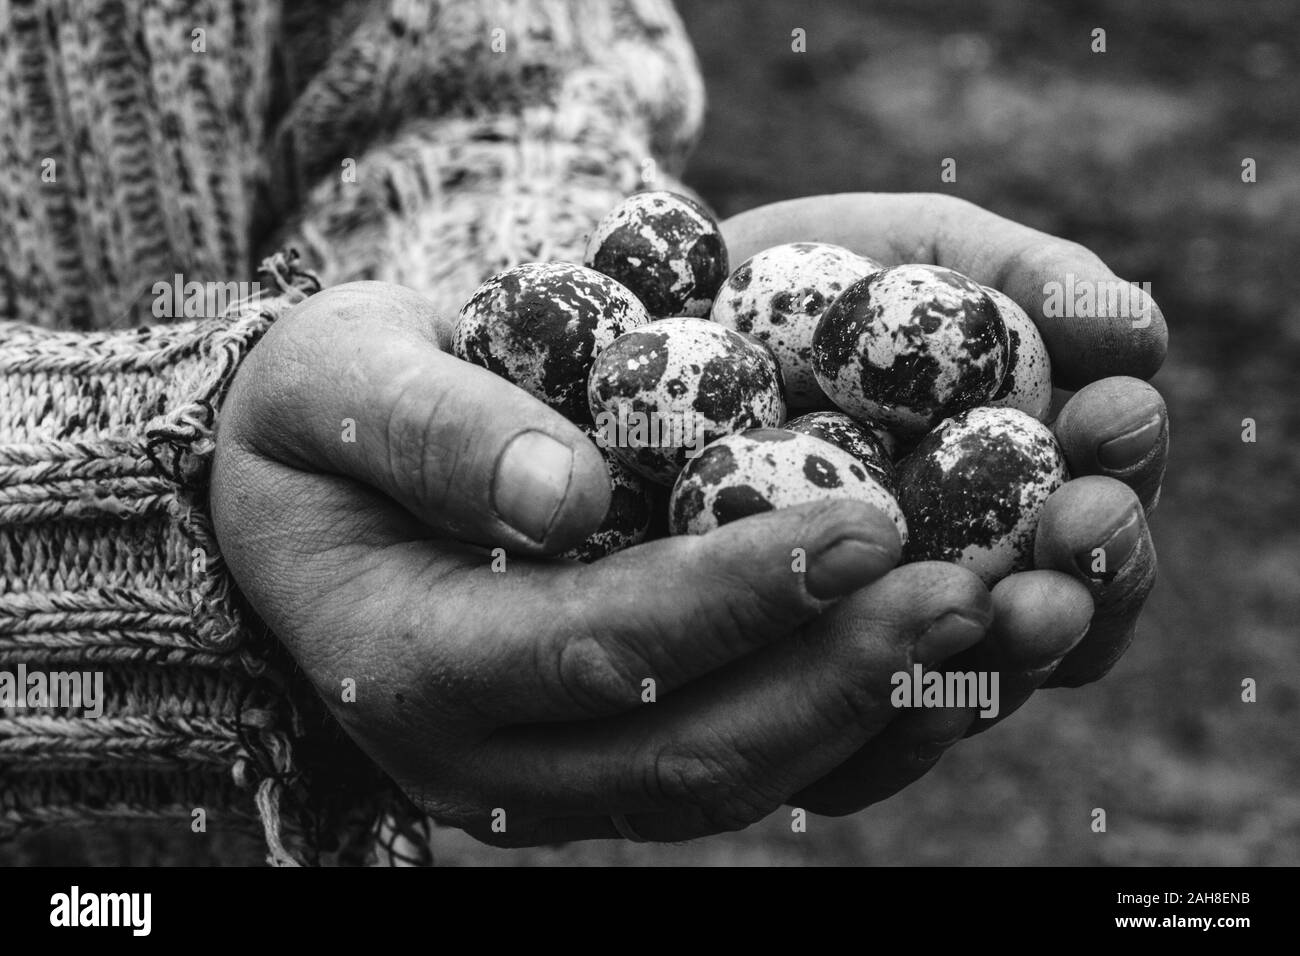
[211,280,999,844]
[721,193,1168,813]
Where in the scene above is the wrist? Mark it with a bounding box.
[0,253,393,864]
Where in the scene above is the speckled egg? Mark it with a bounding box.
[668,428,908,543]
[812,264,1009,438]
[710,243,883,410]
[982,287,1053,422]
[896,406,1068,586]
[452,262,651,423]
[561,425,655,563]
[583,191,728,318]
[786,410,897,495]
[587,317,785,485]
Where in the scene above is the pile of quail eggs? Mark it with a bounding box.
[452,190,1067,586]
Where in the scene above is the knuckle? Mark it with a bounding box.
[890,193,974,262]
[690,572,769,659]
[1049,236,1104,267]
[642,736,782,834]
[998,239,1051,290]
[379,368,457,505]
[682,580,782,670]
[682,516,837,638]
[924,193,979,232]
[822,671,891,734]
[552,633,643,717]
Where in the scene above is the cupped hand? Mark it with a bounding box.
[211,281,997,845]
[722,193,1168,814]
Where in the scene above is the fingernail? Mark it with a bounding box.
[806,538,896,599]
[1097,413,1163,469]
[493,431,574,542]
[915,613,988,665]
[1074,507,1141,583]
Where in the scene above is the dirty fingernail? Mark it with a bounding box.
[1073,507,1142,583]
[1097,414,1163,469]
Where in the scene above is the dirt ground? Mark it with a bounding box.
[8,0,1297,866]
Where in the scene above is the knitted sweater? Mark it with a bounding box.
[0,0,703,864]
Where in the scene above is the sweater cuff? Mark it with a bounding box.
[0,253,380,864]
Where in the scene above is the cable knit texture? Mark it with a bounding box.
[0,0,704,864]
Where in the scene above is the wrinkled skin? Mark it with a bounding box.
[211,193,1168,844]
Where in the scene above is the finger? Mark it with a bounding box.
[224,281,611,554]
[219,451,904,741]
[412,498,906,725]
[1033,476,1157,687]
[721,193,1167,387]
[791,570,1092,814]
[960,570,1094,733]
[791,706,975,817]
[463,562,991,840]
[1053,376,1169,512]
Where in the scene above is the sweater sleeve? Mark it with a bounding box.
[0,253,386,865]
[260,0,706,321]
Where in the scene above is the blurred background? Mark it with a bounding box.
[434,0,1300,865]
[8,0,1297,866]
